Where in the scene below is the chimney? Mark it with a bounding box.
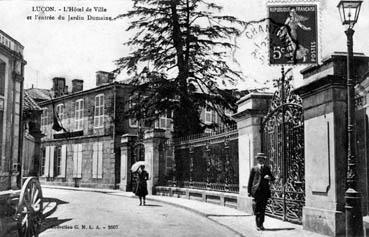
[96,71,114,87]
[72,79,84,93]
[52,77,66,98]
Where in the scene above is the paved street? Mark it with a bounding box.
[40,187,237,237]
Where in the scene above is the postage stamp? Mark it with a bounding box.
[268,5,318,65]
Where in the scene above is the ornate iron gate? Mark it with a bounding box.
[129,128,145,191]
[261,68,305,223]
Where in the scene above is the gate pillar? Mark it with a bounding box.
[233,93,273,213]
[295,63,350,236]
[144,129,166,195]
[119,134,137,191]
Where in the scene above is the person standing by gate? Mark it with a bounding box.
[248,153,275,231]
[134,165,149,205]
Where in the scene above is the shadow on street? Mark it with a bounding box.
[40,197,71,233]
[263,227,295,231]
[142,204,162,207]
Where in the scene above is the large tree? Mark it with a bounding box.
[115,0,246,137]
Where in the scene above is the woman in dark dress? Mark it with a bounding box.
[134,165,149,205]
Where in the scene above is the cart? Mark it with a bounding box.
[0,176,43,237]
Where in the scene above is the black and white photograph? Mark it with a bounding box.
[0,0,369,236]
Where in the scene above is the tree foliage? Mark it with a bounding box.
[115,0,246,137]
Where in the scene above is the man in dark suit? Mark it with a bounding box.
[248,153,275,231]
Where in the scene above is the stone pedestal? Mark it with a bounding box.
[144,129,166,195]
[233,93,272,213]
[119,134,137,191]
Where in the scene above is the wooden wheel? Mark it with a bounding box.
[16,177,43,237]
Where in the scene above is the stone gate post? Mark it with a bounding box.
[233,93,272,213]
[119,134,137,191]
[295,54,369,236]
[144,129,166,195]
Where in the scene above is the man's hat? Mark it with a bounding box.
[255,153,267,160]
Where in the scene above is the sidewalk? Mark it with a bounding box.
[42,185,328,237]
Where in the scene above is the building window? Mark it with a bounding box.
[54,146,62,176]
[205,106,217,124]
[75,99,84,130]
[0,62,5,96]
[53,145,66,177]
[56,104,64,121]
[0,63,6,96]
[155,110,173,130]
[205,107,212,123]
[128,96,138,128]
[41,108,48,126]
[92,142,103,179]
[94,94,104,128]
[40,148,46,176]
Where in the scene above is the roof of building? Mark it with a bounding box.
[36,81,132,106]
[0,29,24,55]
[23,91,42,111]
[25,88,52,102]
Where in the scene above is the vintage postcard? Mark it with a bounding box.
[1,0,369,236]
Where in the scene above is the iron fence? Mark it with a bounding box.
[166,126,239,193]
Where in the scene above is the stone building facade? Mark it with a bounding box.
[37,72,141,189]
[0,30,25,191]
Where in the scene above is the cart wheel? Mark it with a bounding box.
[16,177,43,237]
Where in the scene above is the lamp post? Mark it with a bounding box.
[337,1,363,236]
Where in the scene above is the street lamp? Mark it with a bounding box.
[337,1,363,237]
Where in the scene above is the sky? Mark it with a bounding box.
[0,0,369,91]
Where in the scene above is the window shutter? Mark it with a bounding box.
[80,100,84,130]
[60,145,67,177]
[92,143,97,178]
[44,146,50,177]
[77,144,83,178]
[73,101,77,130]
[97,142,103,179]
[73,144,78,178]
[49,146,55,177]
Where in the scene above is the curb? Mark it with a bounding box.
[41,185,120,194]
[148,197,246,237]
[42,185,246,236]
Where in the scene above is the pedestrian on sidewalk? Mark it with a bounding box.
[248,153,275,231]
[134,165,149,206]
